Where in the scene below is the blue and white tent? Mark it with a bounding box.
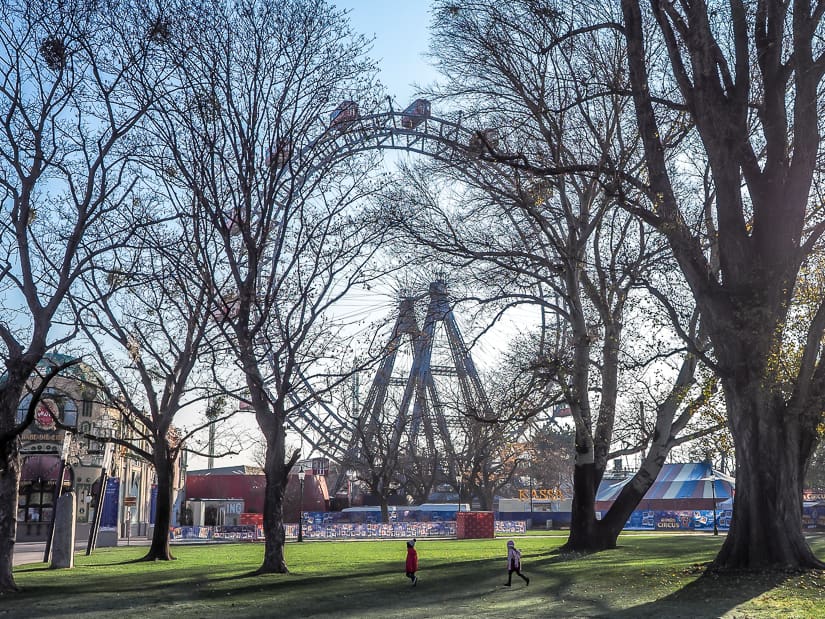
[595,462,734,510]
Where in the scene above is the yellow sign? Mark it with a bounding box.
[518,488,564,501]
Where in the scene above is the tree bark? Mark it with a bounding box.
[597,451,669,547]
[257,428,288,574]
[142,447,175,562]
[563,454,674,553]
[0,441,21,592]
[0,359,38,593]
[477,486,493,511]
[714,389,824,570]
[380,498,389,524]
[562,448,606,552]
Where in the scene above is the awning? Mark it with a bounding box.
[596,462,735,506]
[21,455,65,482]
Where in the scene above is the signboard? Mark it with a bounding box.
[517,488,564,501]
[622,508,730,531]
[123,496,137,507]
[34,399,58,430]
[150,484,157,525]
[100,478,120,529]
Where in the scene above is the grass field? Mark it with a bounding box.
[6,532,825,618]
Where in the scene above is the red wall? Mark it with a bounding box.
[185,472,327,520]
[456,511,495,539]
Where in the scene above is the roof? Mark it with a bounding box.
[596,462,734,503]
[0,352,105,390]
[38,353,106,386]
[187,465,264,476]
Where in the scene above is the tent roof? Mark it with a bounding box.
[596,462,734,503]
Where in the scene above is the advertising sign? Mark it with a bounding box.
[100,478,120,529]
[623,508,730,531]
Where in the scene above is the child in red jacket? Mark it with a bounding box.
[405,538,418,586]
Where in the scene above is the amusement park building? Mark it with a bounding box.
[15,353,185,542]
[184,463,330,523]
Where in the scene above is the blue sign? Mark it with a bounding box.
[150,484,157,524]
[623,508,730,531]
[100,477,120,528]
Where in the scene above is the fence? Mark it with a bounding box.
[169,518,527,541]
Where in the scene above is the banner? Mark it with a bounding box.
[168,519,526,541]
[623,509,731,531]
[100,477,120,529]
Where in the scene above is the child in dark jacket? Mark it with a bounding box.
[405,538,418,586]
[505,540,529,586]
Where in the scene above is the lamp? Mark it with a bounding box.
[710,470,719,536]
[347,470,357,508]
[455,473,462,514]
[297,466,306,542]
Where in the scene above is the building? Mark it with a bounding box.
[184,462,329,523]
[16,353,183,542]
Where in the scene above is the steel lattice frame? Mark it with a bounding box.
[257,102,506,482]
[324,281,495,494]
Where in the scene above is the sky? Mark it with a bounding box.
[189,1,444,471]
[336,1,438,105]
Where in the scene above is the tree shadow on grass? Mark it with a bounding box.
[8,557,526,619]
[604,569,790,618]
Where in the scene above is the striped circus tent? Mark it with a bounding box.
[595,462,734,511]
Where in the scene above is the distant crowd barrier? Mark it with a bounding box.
[170,525,263,541]
[287,521,455,539]
[169,519,528,541]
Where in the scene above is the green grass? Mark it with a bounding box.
[6,533,825,618]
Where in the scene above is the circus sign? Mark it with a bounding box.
[34,399,58,431]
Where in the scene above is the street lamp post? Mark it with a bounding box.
[347,470,357,508]
[297,467,306,543]
[710,471,719,536]
[527,453,534,515]
[455,474,462,515]
[529,472,534,515]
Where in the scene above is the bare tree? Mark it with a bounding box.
[392,0,722,553]
[69,210,234,561]
[448,407,526,511]
[0,0,172,591]
[619,0,825,569]
[150,0,387,573]
[348,396,408,523]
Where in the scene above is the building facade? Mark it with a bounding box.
[16,353,183,542]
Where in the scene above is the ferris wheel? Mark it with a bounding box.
[217,95,530,483]
[282,280,497,495]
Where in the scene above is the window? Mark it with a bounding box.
[18,480,56,523]
[16,395,32,424]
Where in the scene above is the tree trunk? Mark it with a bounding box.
[0,364,31,593]
[257,433,288,574]
[714,392,824,570]
[380,497,389,524]
[0,440,21,592]
[477,486,493,511]
[562,455,609,552]
[142,448,174,561]
[597,452,669,547]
